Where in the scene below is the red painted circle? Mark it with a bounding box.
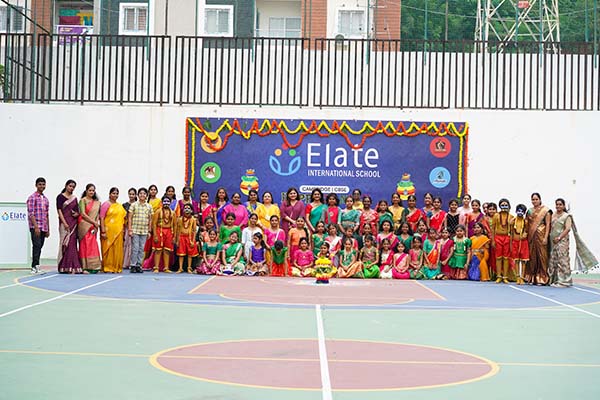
[153,339,496,390]
[429,137,451,158]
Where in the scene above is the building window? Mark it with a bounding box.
[204,5,233,37]
[268,17,301,38]
[337,9,365,37]
[119,3,148,35]
[0,5,25,33]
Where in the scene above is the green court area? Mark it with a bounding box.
[1,268,599,400]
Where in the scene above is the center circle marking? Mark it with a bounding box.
[150,339,498,391]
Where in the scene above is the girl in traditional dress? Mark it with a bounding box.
[491,198,514,284]
[422,192,434,220]
[397,222,413,254]
[377,200,394,231]
[280,187,305,236]
[245,189,261,216]
[422,228,442,280]
[524,193,551,285]
[292,237,315,277]
[265,215,286,251]
[470,222,490,281]
[198,229,222,275]
[222,193,249,229]
[457,194,472,226]
[122,188,137,270]
[428,196,447,233]
[449,225,471,280]
[445,198,460,235]
[199,191,213,226]
[211,187,229,228]
[152,196,175,273]
[377,220,399,250]
[439,228,454,278]
[221,231,245,275]
[360,234,380,278]
[414,220,428,242]
[323,193,341,229]
[337,238,363,278]
[312,221,326,257]
[148,184,161,212]
[305,188,325,233]
[360,195,378,235]
[342,227,359,251]
[175,204,199,274]
[379,238,395,279]
[241,213,262,260]
[100,187,127,274]
[288,217,310,265]
[256,191,280,231]
[176,186,200,219]
[199,216,215,243]
[57,180,82,274]
[219,212,242,244]
[78,184,102,273]
[324,223,342,266]
[485,202,497,280]
[392,242,411,279]
[466,199,490,237]
[247,232,269,276]
[339,196,360,234]
[358,222,374,249]
[316,242,336,276]
[405,195,426,233]
[408,236,425,279]
[389,192,405,232]
[549,198,574,287]
[270,240,289,277]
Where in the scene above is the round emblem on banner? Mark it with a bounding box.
[200,162,222,184]
[429,167,451,188]
[429,137,451,158]
[200,134,223,154]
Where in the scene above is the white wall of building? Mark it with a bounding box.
[0,103,598,265]
[256,0,302,36]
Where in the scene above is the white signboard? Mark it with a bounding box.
[0,203,30,267]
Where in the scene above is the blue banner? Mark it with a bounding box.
[186,118,468,205]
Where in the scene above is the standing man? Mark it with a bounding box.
[27,177,50,274]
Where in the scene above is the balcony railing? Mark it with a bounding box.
[1,33,598,110]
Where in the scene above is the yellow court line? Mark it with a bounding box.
[413,280,447,300]
[187,276,216,294]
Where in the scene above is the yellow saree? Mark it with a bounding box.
[101,202,127,273]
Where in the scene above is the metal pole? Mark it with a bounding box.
[586,0,590,42]
[424,0,428,41]
[515,2,519,43]
[445,0,449,41]
[164,0,168,35]
[594,0,598,67]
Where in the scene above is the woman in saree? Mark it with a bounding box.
[305,188,325,233]
[470,222,490,281]
[422,193,434,220]
[57,179,82,274]
[100,187,127,273]
[211,187,229,228]
[339,196,360,234]
[122,188,137,270]
[222,192,249,229]
[359,195,378,235]
[549,198,574,287]
[256,191,280,230]
[405,195,426,233]
[280,187,305,236]
[524,193,551,285]
[351,189,364,210]
[245,189,262,216]
[389,193,405,232]
[78,184,102,273]
[164,185,178,213]
[428,196,447,233]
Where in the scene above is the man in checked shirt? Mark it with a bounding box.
[27,177,50,274]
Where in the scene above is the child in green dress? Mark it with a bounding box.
[449,225,472,280]
[360,234,380,278]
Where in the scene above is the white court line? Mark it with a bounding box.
[315,305,333,400]
[574,286,600,296]
[510,285,600,319]
[0,273,58,290]
[0,276,122,319]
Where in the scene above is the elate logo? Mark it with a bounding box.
[429,167,451,188]
[269,147,301,176]
[1,211,27,222]
[429,137,451,158]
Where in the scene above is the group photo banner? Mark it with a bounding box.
[186,118,469,204]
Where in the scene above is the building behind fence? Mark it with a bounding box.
[1,33,599,110]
